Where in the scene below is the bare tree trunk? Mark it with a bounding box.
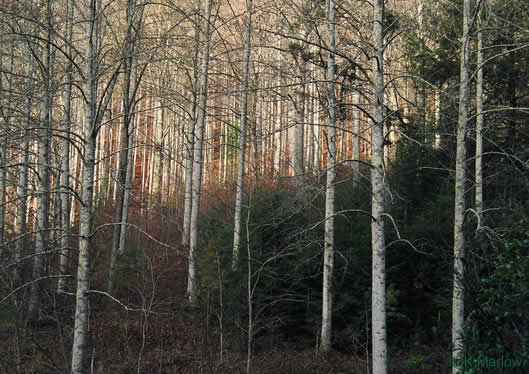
[28,2,53,320]
[188,0,213,303]
[119,107,136,255]
[475,2,485,222]
[352,66,361,182]
[274,69,282,174]
[232,0,253,269]
[320,0,336,352]
[14,81,33,285]
[181,4,201,246]
[293,63,306,179]
[108,0,143,294]
[0,42,13,257]
[57,0,74,293]
[452,0,472,372]
[71,5,98,369]
[71,0,119,369]
[371,0,387,373]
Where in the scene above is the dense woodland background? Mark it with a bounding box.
[0,0,528,373]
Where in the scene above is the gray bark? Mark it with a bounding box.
[13,88,33,285]
[232,0,253,269]
[182,6,201,247]
[320,0,336,352]
[108,0,143,294]
[452,0,472,372]
[71,5,98,370]
[293,63,306,179]
[28,3,53,320]
[0,45,12,257]
[57,0,74,293]
[352,67,361,181]
[188,0,213,303]
[371,0,387,373]
[71,0,120,370]
[475,2,484,221]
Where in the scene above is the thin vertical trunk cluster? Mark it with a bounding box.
[232,0,253,269]
[14,81,33,285]
[188,0,213,303]
[371,0,387,373]
[57,0,74,294]
[28,0,53,321]
[108,0,143,294]
[452,0,472,372]
[0,37,15,258]
[182,3,201,247]
[320,0,336,353]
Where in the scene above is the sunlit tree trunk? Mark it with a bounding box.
[188,0,213,302]
[371,0,387,372]
[182,3,201,246]
[232,0,253,269]
[320,0,336,352]
[452,0,472,372]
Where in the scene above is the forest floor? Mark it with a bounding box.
[0,202,448,373]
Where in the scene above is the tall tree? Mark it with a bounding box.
[108,0,144,294]
[27,0,53,321]
[182,1,201,247]
[0,29,14,257]
[57,0,74,294]
[475,1,485,222]
[71,0,120,370]
[188,0,213,303]
[232,0,254,269]
[452,0,472,371]
[351,65,361,182]
[13,65,34,285]
[320,0,336,352]
[371,0,387,372]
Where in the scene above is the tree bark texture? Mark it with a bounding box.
[320,0,336,353]
[452,0,472,372]
[188,0,213,303]
[371,0,387,373]
[232,0,253,269]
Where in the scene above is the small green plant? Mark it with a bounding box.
[404,353,432,373]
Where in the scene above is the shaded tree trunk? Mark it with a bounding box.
[28,2,53,320]
[108,0,143,294]
[71,0,120,370]
[475,2,485,221]
[57,0,74,293]
[452,0,472,372]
